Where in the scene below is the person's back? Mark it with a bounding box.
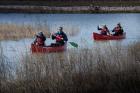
[118,24,123,35]
[34,32,46,46]
[98,25,110,35]
[112,23,123,36]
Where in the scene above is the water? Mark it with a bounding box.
[0,13,140,60]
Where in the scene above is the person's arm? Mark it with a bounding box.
[97,26,102,30]
[112,27,115,32]
[33,35,38,44]
[42,35,46,41]
[107,29,110,35]
[33,38,37,44]
[121,28,124,33]
[64,34,68,42]
[61,32,68,42]
[51,33,57,40]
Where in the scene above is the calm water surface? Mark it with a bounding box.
[0,13,140,61]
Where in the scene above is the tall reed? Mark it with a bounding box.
[0,23,50,40]
[0,23,80,40]
[0,42,140,93]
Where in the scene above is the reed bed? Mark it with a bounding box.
[0,42,140,93]
[0,23,80,40]
[0,23,50,40]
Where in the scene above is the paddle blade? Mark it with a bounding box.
[69,42,78,48]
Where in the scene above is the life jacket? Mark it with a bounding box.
[114,26,123,33]
[56,35,63,42]
[36,37,45,46]
[114,27,120,32]
[113,26,124,36]
[101,28,108,35]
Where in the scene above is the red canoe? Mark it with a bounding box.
[31,43,67,53]
[93,32,126,40]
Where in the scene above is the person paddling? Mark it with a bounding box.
[33,32,46,46]
[98,25,110,35]
[112,23,124,36]
[51,27,68,46]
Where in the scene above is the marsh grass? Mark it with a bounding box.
[0,43,14,93]
[63,26,80,37]
[0,23,50,40]
[0,23,80,40]
[0,42,140,93]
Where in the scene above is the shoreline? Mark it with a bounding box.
[0,5,140,13]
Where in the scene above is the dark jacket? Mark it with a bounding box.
[112,26,123,36]
[51,31,68,45]
[52,31,68,41]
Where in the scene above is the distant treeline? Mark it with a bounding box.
[0,0,140,1]
[0,0,140,6]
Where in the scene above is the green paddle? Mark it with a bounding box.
[69,42,78,48]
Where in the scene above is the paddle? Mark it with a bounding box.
[52,34,78,48]
[69,42,78,48]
